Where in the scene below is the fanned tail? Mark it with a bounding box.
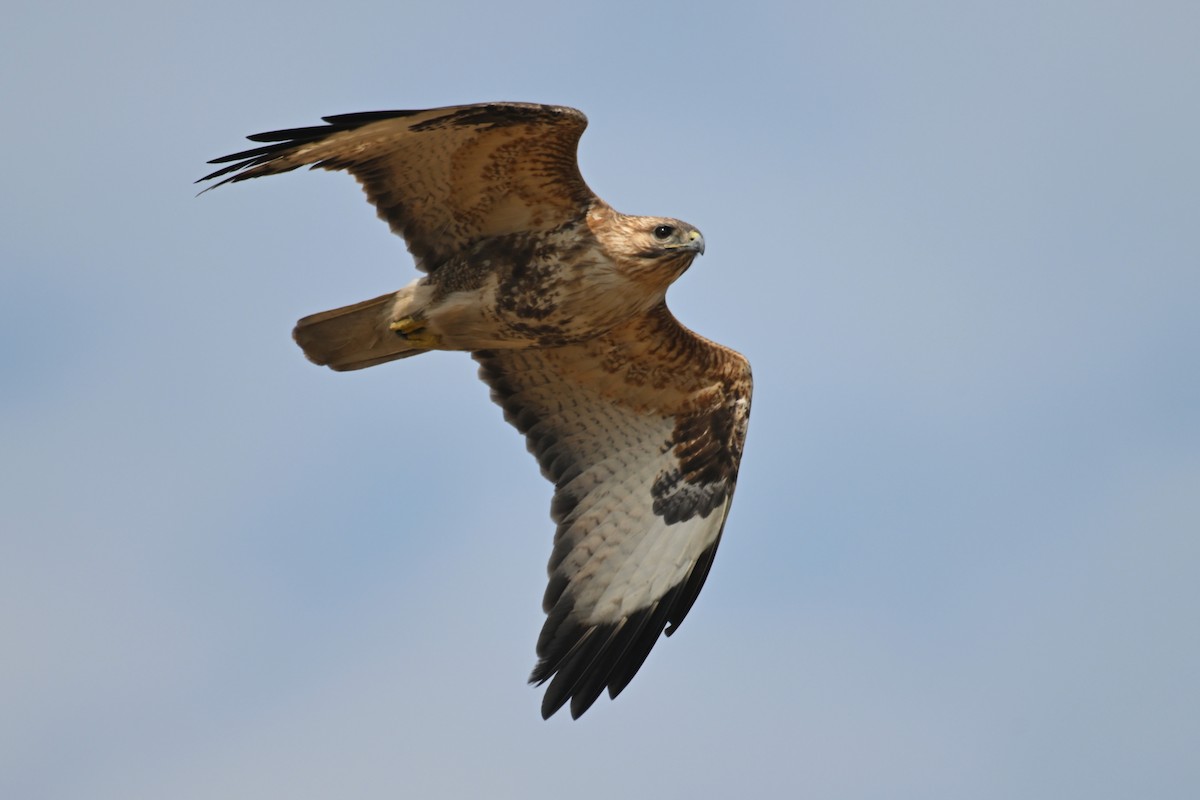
[293,292,426,371]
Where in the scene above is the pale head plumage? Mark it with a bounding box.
[586,204,706,296]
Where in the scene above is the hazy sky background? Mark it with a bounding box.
[3,2,1198,798]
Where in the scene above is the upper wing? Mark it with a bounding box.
[474,304,752,719]
[199,102,597,271]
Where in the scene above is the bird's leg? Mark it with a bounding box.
[389,315,442,348]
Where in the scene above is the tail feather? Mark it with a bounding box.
[293,292,425,371]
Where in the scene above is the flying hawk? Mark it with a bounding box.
[200,102,752,719]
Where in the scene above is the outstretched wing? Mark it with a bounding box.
[199,102,597,270]
[474,304,752,719]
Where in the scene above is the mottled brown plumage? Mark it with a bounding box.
[201,102,752,719]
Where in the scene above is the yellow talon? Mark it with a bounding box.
[388,316,422,334]
[389,316,442,348]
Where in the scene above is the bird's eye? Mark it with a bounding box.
[653,225,675,240]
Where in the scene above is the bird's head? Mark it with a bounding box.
[590,206,706,292]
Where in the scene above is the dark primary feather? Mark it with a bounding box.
[531,540,723,719]
[198,110,425,186]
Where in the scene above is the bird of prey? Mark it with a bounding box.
[200,102,752,719]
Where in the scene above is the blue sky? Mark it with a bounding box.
[3,1,1198,798]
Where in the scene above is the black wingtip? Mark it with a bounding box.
[530,549,725,720]
[199,103,589,191]
[527,537,725,719]
[321,109,424,125]
[197,110,420,189]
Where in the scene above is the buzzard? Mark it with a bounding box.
[200,103,752,719]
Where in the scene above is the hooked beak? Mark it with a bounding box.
[685,228,705,255]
